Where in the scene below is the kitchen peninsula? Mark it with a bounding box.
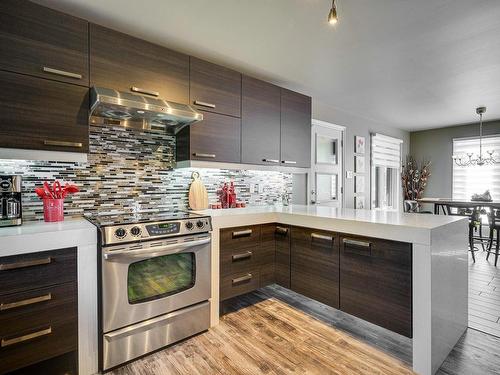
[202,205,469,375]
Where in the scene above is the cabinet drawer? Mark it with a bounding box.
[220,246,258,276]
[0,71,89,153]
[0,248,77,296]
[0,0,89,86]
[0,283,77,332]
[220,225,261,250]
[0,316,77,374]
[220,269,260,301]
[340,235,412,337]
[190,57,241,117]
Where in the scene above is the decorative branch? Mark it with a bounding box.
[401,156,431,201]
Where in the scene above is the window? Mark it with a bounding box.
[370,133,402,211]
[452,136,500,200]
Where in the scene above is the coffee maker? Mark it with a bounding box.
[0,175,22,227]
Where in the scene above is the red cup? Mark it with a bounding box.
[43,198,64,222]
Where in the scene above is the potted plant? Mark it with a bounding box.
[402,156,431,202]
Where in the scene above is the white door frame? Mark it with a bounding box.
[311,119,346,208]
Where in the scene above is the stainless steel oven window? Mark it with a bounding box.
[127,252,196,304]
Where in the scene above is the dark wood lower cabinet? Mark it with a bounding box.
[219,224,413,338]
[274,225,291,288]
[290,226,340,308]
[339,235,412,338]
[0,248,78,374]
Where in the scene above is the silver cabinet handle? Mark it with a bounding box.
[194,100,216,109]
[262,159,280,163]
[343,239,371,248]
[232,273,252,285]
[43,66,82,80]
[343,238,372,256]
[311,233,333,242]
[1,327,52,347]
[192,153,216,159]
[0,257,52,271]
[232,229,252,239]
[130,86,159,97]
[275,226,289,235]
[0,293,52,311]
[44,140,83,148]
[232,251,253,261]
[281,160,297,164]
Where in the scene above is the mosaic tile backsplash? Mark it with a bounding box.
[0,124,292,222]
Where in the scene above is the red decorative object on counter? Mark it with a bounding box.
[216,181,241,209]
[34,180,79,222]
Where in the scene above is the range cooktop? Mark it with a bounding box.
[86,210,212,246]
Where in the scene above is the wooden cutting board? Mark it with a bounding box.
[188,172,208,210]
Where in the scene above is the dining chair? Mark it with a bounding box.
[444,203,482,262]
[404,200,432,214]
[486,208,500,267]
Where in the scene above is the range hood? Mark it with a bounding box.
[89,87,203,133]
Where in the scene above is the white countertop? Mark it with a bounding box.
[199,205,467,245]
[0,218,96,257]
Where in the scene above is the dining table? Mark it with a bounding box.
[417,197,500,215]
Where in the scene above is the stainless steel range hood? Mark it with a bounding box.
[89,87,203,133]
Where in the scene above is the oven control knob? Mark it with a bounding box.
[115,228,127,239]
[196,220,205,229]
[185,221,194,230]
[130,226,141,236]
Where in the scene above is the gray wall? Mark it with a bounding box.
[313,100,410,209]
[410,120,500,200]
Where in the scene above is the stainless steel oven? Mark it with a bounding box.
[90,212,212,371]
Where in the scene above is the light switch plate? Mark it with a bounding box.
[346,170,354,179]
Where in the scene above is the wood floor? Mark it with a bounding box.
[469,249,500,337]
[111,288,414,375]
[111,284,500,375]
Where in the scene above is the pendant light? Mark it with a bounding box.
[453,106,498,167]
[328,0,338,25]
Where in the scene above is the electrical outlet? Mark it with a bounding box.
[346,170,354,179]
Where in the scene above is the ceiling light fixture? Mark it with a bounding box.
[453,106,498,167]
[328,0,338,25]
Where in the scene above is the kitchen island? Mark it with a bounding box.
[201,205,468,375]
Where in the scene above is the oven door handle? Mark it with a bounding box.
[103,237,210,260]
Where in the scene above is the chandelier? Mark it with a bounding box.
[452,106,498,167]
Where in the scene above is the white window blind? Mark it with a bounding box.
[371,133,403,168]
[452,136,500,200]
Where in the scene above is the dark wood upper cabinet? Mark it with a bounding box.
[176,111,241,163]
[0,0,89,86]
[280,89,312,168]
[241,76,281,165]
[0,71,89,153]
[190,57,241,117]
[290,226,339,308]
[90,23,189,104]
[339,235,412,337]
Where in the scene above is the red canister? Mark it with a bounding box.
[43,198,64,222]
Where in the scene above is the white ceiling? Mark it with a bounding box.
[34,0,500,131]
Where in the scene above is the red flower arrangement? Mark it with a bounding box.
[35,181,79,222]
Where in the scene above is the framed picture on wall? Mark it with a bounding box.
[355,155,365,173]
[355,175,365,193]
[355,136,366,154]
[355,196,365,209]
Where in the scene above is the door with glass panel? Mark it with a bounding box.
[310,121,344,207]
